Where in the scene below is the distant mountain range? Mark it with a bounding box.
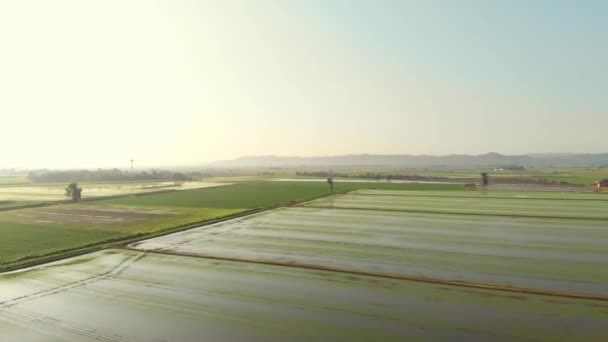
[205,153,608,169]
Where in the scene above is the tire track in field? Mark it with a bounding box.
[143,249,608,302]
[0,307,124,342]
[0,252,145,308]
[0,253,144,341]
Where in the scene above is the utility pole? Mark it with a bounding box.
[130,159,134,173]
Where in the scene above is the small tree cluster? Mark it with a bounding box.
[65,182,83,202]
[481,172,489,186]
[327,177,334,193]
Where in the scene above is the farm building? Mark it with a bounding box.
[595,179,608,188]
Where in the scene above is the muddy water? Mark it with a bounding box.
[1,249,607,341]
[132,204,608,296]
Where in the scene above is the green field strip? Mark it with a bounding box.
[306,193,608,219]
[352,189,608,201]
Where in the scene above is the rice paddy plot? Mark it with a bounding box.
[308,191,608,219]
[131,205,608,296]
[1,249,607,341]
[0,181,228,202]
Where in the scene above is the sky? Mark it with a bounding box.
[1,0,606,169]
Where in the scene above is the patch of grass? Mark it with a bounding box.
[100,181,465,209]
[0,221,120,265]
[0,205,244,267]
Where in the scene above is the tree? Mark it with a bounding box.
[481,172,489,186]
[327,177,334,193]
[65,182,83,201]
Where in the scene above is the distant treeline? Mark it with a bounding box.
[496,165,526,171]
[28,169,208,183]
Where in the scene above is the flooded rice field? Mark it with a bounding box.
[1,249,607,341]
[132,205,608,296]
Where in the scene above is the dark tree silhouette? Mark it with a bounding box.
[327,177,334,193]
[65,182,83,201]
[481,172,489,186]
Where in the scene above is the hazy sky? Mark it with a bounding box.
[1,0,606,168]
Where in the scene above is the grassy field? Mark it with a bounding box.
[1,249,606,341]
[0,221,119,264]
[101,181,465,209]
[0,204,242,267]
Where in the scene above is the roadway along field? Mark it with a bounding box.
[1,249,607,341]
[132,191,608,297]
[308,190,608,219]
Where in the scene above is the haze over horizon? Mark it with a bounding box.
[1,0,606,169]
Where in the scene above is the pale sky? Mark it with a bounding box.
[1,0,606,169]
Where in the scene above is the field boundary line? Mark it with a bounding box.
[350,191,608,202]
[140,249,608,302]
[302,205,608,221]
